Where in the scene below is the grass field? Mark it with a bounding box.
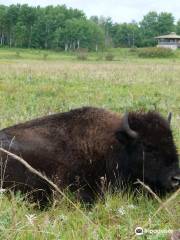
[0,48,180,239]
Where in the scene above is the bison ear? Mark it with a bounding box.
[116,113,138,145]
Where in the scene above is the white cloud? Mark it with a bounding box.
[1,0,180,22]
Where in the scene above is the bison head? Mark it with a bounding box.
[116,112,180,194]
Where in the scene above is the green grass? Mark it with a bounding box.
[0,48,180,239]
[1,47,180,62]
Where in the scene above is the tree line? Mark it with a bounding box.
[0,4,180,51]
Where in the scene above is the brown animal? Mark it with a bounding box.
[0,107,179,203]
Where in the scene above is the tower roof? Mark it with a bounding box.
[155,32,180,39]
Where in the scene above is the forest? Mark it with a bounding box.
[0,4,180,51]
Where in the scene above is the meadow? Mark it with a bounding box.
[0,48,180,239]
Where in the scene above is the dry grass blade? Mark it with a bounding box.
[136,179,172,215]
[154,188,180,216]
[0,147,95,226]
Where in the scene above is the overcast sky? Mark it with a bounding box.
[1,0,180,23]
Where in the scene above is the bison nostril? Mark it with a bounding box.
[171,176,180,188]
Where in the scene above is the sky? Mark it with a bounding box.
[1,0,180,23]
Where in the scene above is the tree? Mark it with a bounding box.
[4,4,20,47]
[89,15,99,24]
[176,20,180,35]
[157,12,175,35]
[0,5,7,46]
[90,21,105,51]
[98,16,113,48]
[140,11,175,47]
[140,11,159,46]
[14,22,27,47]
[18,4,37,47]
[113,22,141,47]
[53,18,104,51]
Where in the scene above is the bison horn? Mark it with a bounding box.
[167,112,172,124]
[121,113,138,138]
[172,175,180,181]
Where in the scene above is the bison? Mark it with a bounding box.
[0,107,179,203]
